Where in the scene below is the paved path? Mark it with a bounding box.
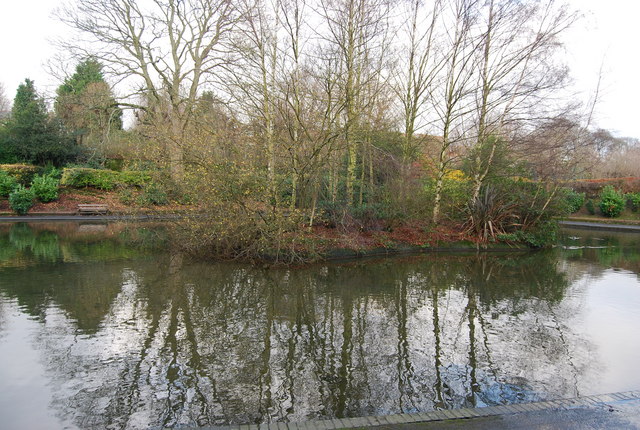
[192,391,640,430]
[560,220,640,232]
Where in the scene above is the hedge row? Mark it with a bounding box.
[568,177,640,198]
[60,168,152,190]
[0,164,40,185]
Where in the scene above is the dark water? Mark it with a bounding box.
[0,222,639,430]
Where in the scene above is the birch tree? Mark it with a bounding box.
[468,0,576,200]
[431,0,477,223]
[319,0,392,207]
[396,0,444,166]
[231,0,282,204]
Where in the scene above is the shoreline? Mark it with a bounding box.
[3,215,638,264]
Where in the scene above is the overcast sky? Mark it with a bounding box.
[1,0,639,138]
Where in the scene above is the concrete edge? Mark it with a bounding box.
[0,214,182,222]
[193,390,640,430]
[560,220,640,232]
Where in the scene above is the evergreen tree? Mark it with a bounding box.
[55,59,122,149]
[6,79,77,165]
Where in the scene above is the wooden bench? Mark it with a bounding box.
[78,204,109,215]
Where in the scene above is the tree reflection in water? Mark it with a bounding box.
[1,223,637,429]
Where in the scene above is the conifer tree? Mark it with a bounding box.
[6,79,76,165]
[55,58,122,149]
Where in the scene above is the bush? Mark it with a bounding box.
[60,167,118,190]
[0,170,18,197]
[60,168,151,190]
[599,186,625,218]
[627,192,640,212]
[137,183,169,206]
[119,171,152,187]
[0,164,40,185]
[465,180,566,247]
[41,165,62,179]
[586,199,596,215]
[498,221,558,249]
[564,189,585,213]
[9,185,36,215]
[31,174,59,202]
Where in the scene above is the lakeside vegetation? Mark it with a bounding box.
[1,0,639,263]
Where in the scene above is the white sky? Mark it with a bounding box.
[0,0,639,138]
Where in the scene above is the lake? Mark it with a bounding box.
[0,222,639,429]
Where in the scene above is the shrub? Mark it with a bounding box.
[627,192,640,212]
[118,188,135,205]
[599,186,625,218]
[9,185,36,215]
[465,180,566,247]
[137,183,169,206]
[119,171,152,187]
[585,199,596,215]
[0,170,18,197]
[498,221,558,249]
[564,189,585,213]
[61,167,118,190]
[31,174,59,202]
[41,165,62,180]
[60,168,152,190]
[0,164,40,185]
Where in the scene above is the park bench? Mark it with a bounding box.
[77,204,109,215]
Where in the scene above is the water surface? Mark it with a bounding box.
[0,222,639,429]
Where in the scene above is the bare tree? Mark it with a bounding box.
[0,82,10,117]
[57,0,241,181]
[395,0,444,166]
[318,0,392,206]
[229,0,282,204]
[467,0,576,200]
[430,0,477,223]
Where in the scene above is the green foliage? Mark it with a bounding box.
[41,165,62,179]
[0,126,18,163]
[119,171,152,187]
[9,185,35,215]
[564,188,585,213]
[31,174,59,202]
[463,135,527,182]
[599,185,625,218]
[466,180,565,248]
[627,192,640,212]
[118,188,135,205]
[498,221,558,249]
[60,167,151,190]
[586,199,596,215]
[104,158,124,171]
[61,167,116,190]
[466,185,517,241]
[0,170,18,197]
[5,79,78,166]
[424,171,473,222]
[55,59,123,150]
[0,163,40,185]
[137,183,169,206]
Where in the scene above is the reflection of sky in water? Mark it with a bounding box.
[0,223,639,429]
[582,270,640,393]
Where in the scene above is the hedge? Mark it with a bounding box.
[60,168,152,190]
[0,164,40,186]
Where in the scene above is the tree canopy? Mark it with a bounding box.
[55,58,122,150]
[3,79,76,165]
